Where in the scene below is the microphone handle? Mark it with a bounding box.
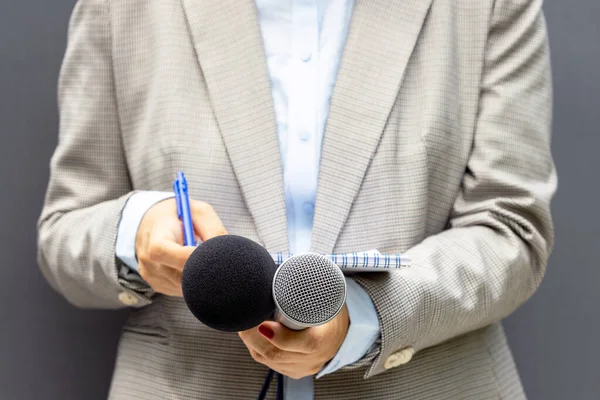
[271,252,411,272]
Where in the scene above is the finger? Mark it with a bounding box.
[248,349,310,366]
[239,329,280,361]
[147,237,196,270]
[161,266,183,290]
[239,328,306,363]
[189,201,228,241]
[257,321,321,354]
[138,262,182,297]
[158,283,183,297]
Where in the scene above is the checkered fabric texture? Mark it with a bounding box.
[37,0,555,398]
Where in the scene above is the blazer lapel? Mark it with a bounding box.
[311,0,433,254]
[181,0,289,252]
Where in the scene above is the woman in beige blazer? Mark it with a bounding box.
[38,0,555,398]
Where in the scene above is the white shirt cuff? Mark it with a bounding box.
[316,278,380,378]
[115,191,174,273]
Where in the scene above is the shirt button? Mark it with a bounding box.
[118,291,139,306]
[303,202,315,214]
[298,131,310,141]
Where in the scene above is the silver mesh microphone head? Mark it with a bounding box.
[272,253,346,329]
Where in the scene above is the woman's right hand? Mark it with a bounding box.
[135,199,228,296]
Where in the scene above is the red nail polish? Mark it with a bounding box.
[258,325,274,340]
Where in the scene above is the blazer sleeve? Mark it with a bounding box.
[37,0,153,309]
[353,0,556,377]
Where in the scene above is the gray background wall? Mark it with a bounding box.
[0,1,597,399]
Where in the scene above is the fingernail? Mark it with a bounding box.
[258,325,274,340]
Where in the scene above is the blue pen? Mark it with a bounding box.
[173,172,196,246]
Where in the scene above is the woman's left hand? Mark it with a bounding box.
[238,304,350,379]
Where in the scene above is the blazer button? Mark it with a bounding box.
[118,291,139,306]
[384,347,415,370]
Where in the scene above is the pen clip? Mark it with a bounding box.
[173,180,183,219]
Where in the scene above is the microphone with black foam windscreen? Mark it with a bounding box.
[181,235,347,332]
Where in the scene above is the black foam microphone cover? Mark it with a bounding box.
[182,235,277,332]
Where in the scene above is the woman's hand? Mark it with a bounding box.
[239,304,350,379]
[135,199,227,296]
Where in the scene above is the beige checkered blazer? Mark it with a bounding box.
[37,0,555,398]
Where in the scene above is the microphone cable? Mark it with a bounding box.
[257,369,284,400]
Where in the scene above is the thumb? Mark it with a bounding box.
[189,201,228,241]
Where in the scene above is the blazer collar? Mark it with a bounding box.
[181,0,433,254]
[181,0,289,252]
[312,0,433,253]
